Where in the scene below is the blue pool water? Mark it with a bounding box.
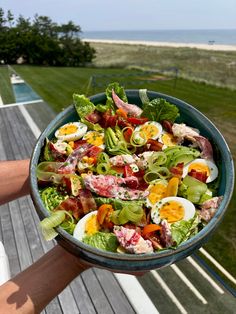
[12,83,41,103]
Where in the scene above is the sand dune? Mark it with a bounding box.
[83,39,236,51]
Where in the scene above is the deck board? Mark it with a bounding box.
[0,102,134,314]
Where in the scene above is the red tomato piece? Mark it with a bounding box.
[127,117,149,125]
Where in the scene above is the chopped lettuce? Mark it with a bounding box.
[40,186,67,211]
[73,94,95,119]
[83,232,119,252]
[142,98,179,123]
[171,214,199,246]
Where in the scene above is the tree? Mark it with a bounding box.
[0,7,96,66]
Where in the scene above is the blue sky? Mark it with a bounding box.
[0,0,235,31]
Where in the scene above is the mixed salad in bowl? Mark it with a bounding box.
[37,82,223,255]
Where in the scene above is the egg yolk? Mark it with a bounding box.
[161,133,177,146]
[140,124,159,139]
[84,132,104,146]
[85,215,100,235]
[59,124,78,135]
[188,162,210,176]
[159,201,184,223]
[148,184,167,205]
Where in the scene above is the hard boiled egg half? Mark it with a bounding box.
[146,181,168,208]
[134,121,162,142]
[55,122,87,142]
[160,131,178,149]
[83,131,105,149]
[151,196,195,224]
[182,158,218,183]
[73,211,100,241]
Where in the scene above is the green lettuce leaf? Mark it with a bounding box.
[171,214,199,246]
[73,94,95,119]
[83,232,119,252]
[142,98,179,123]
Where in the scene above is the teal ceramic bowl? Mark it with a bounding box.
[30,90,234,272]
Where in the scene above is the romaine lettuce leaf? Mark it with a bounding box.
[171,214,199,246]
[83,232,118,252]
[142,98,179,123]
[73,94,95,119]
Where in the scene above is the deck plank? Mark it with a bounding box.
[81,268,114,314]
[93,268,135,314]
[0,103,135,314]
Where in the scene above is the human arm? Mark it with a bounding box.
[0,245,90,314]
[0,160,30,205]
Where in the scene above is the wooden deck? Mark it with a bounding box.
[0,102,135,314]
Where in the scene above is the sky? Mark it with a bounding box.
[0,0,235,31]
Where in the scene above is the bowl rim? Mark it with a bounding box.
[30,89,235,263]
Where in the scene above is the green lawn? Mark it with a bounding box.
[3,65,236,280]
[0,65,15,103]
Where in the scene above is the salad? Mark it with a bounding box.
[38,82,223,254]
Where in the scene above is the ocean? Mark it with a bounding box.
[82,29,236,45]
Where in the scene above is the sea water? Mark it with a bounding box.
[82,29,236,45]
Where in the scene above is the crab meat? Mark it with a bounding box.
[200,196,223,222]
[83,174,149,200]
[112,90,143,117]
[109,154,137,167]
[113,226,153,254]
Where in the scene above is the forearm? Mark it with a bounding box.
[0,160,30,205]
[0,245,88,314]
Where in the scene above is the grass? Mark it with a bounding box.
[0,65,15,103]
[89,42,236,90]
[12,65,236,280]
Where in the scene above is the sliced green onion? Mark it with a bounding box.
[148,152,167,170]
[144,171,160,183]
[98,152,110,164]
[155,167,170,180]
[144,167,170,183]
[130,131,147,147]
[96,162,110,174]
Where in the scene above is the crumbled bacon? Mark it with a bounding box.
[170,162,184,178]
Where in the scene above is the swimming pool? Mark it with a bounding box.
[12,82,41,103]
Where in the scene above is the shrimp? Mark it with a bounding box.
[112,90,143,117]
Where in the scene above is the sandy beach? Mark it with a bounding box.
[83,38,236,51]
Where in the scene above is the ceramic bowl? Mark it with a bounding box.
[30,90,234,272]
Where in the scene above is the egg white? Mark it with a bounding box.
[55,122,87,142]
[151,196,195,224]
[134,121,163,141]
[182,158,218,183]
[73,211,98,241]
[83,131,105,149]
